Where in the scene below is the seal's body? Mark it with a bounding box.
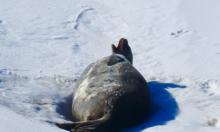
[57,38,151,132]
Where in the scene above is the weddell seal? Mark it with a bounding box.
[56,38,151,132]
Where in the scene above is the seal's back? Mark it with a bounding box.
[57,38,151,132]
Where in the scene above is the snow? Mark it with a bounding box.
[179,0,220,43]
[0,106,65,132]
[0,0,220,132]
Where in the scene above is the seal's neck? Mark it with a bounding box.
[114,54,131,64]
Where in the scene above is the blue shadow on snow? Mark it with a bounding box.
[126,81,186,131]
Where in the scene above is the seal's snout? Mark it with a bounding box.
[118,38,128,50]
[111,38,133,64]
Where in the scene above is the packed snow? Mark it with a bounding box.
[0,0,220,131]
[0,106,65,132]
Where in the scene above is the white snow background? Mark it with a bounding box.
[0,0,220,131]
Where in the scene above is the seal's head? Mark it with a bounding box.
[112,38,133,64]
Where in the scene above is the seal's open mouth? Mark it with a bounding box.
[117,38,128,51]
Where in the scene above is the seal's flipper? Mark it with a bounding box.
[55,114,111,132]
[72,114,111,132]
[73,121,102,132]
[55,122,79,131]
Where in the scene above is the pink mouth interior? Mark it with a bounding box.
[118,39,125,50]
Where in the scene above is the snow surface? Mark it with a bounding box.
[0,106,66,132]
[0,0,220,131]
[179,0,220,43]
